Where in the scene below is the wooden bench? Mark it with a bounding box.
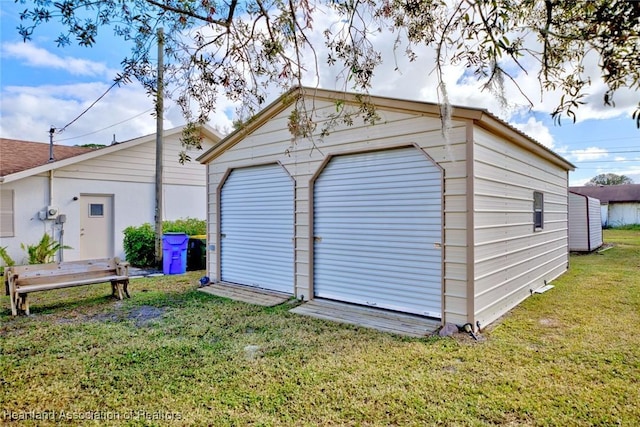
[5,257,130,316]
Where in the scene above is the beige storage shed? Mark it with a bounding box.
[568,192,603,252]
[198,87,575,329]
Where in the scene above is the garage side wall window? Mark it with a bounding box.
[0,189,15,237]
[533,191,544,231]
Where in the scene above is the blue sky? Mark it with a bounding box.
[1,3,638,185]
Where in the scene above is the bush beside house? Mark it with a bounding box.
[123,218,206,268]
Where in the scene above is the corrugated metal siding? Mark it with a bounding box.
[206,100,469,325]
[220,164,294,293]
[608,203,640,227]
[569,192,602,252]
[601,205,608,227]
[313,147,442,318]
[569,192,589,251]
[587,196,603,249]
[472,126,569,327]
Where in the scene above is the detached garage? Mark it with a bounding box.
[199,87,575,329]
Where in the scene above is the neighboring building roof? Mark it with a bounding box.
[197,86,575,171]
[0,125,223,183]
[569,184,640,203]
[0,139,95,176]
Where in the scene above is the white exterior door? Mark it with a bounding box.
[80,194,114,259]
[220,164,294,294]
[313,147,443,318]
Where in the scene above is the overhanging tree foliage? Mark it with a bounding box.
[16,0,640,150]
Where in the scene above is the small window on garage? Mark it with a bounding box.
[0,189,15,237]
[533,191,544,231]
[89,203,104,217]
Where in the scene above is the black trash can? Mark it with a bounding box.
[187,235,206,271]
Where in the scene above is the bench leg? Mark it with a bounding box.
[111,281,130,300]
[10,290,17,316]
[111,281,122,300]
[17,294,29,315]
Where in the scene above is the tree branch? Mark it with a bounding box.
[144,0,230,26]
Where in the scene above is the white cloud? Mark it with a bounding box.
[511,117,555,149]
[570,147,608,162]
[2,42,116,77]
[0,81,234,145]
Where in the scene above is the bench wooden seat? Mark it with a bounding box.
[5,257,130,316]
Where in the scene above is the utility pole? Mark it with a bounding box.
[48,127,55,162]
[154,27,164,270]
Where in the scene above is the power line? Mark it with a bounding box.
[573,159,640,164]
[55,108,154,142]
[572,144,640,151]
[56,81,120,133]
[50,35,157,136]
[570,149,640,155]
[557,136,640,145]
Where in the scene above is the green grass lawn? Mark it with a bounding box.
[1,230,639,426]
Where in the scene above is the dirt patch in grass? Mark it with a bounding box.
[53,304,167,327]
[127,305,165,326]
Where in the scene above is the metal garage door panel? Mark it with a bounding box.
[220,164,293,294]
[314,148,442,317]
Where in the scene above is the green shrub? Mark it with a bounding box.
[123,218,206,267]
[163,217,206,236]
[123,223,156,268]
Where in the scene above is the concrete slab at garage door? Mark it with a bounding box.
[220,164,294,294]
[313,147,442,318]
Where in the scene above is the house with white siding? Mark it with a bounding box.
[198,87,575,330]
[0,125,221,265]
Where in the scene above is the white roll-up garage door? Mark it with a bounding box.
[220,164,294,294]
[313,147,442,317]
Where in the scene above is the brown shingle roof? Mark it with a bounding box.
[569,184,640,203]
[0,138,96,177]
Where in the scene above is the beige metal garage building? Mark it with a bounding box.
[198,87,575,329]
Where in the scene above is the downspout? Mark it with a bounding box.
[48,126,56,251]
[49,170,54,206]
[45,169,64,262]
[49,169,64,262]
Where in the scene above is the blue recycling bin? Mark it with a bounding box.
[162,232,189,275]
